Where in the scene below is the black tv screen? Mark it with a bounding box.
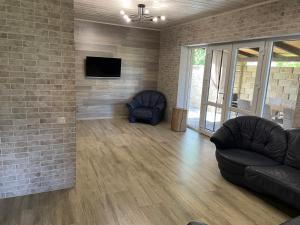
[86,56,121,78]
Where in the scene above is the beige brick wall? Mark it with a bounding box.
[234,64,299,109]
[158,0,300,125]
[0,0,76,198]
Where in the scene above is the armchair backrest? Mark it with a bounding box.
[211,116,288,163]
[133,90,166,109]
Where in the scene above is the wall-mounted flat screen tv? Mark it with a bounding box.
[85,56,122,78]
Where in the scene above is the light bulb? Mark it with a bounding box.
[126,18,131,23]
[120,10,125,15]
[145,9,150,14]
[153,17,158,22]
[123,14,129,19]
[160,15,166,21]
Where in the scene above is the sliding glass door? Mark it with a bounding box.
[262,39,300,129]
[183,37,300,136]
[200,45,232,134]
[226,41,266,119]
[199,42,265,134]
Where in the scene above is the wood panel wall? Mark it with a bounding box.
[75,20,160,120]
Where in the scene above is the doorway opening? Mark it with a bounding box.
[187,48,206,130]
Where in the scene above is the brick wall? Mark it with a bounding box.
[234,64,299,109]
[0,0,76,198]
[158,0,300,124]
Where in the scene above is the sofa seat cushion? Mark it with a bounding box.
[132,107,153,120]
[216,149,280,175]
[245,165,300,210]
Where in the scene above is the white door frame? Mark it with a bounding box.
[199,44,233,136]
[225,41,266,118]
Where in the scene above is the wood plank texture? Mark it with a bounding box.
[0,119,296,225]
[75,21,160,120]
[171,107,188,132]
[74,0,270,29]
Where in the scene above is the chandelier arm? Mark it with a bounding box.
[142,15,154,19]
[128,15,138,18]
[120,4,165,23]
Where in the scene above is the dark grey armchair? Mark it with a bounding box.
[127,90,166,125]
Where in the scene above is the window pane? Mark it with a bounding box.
[208,50,228,104]
[229,111,238,119]
[231,48,260,112]
[187,48,206,130]
[205,106,222,132]
[263,40,300,128]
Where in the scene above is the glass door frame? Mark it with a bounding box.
[225,41,267,119]
[199,44,233,136]
[182,35,300,136]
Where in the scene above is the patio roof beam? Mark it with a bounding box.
[250,47,284,58]
[238,50,256,58]
[274,42,300,56]
[239,57,300,62]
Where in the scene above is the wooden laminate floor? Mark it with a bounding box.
[0,119,296,225]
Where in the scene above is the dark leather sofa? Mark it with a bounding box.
[210,116,300,211]
[127,90,166,125]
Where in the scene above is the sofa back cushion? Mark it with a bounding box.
[133,90,166,108]
[285,129,300,169]
[222,116,287,163]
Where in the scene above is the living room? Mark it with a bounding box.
[1,0,300,225]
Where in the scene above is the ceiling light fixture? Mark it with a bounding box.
[120,10,125,15]
[120,4,166,23]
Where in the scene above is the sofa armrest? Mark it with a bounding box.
[210,125,235,149]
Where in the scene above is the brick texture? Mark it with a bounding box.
[0,0,76,198]
[234,64,299,108]
[158,0,300,122]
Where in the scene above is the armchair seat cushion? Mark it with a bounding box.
[245,165,300,210]
[132,107,153,120]
[216,148,280,176]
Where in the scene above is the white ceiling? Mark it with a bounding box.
[74,0,271,29]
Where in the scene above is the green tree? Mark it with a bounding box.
[274,61,300,67]
[192,48,206,65]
